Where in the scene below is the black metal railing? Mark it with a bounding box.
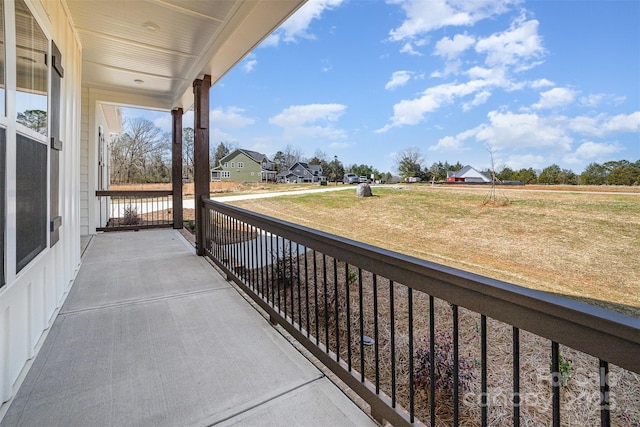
[202,198,639,427]
[96,190,173,231]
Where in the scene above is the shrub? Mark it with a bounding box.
[123,205,141,225]
[270,241,298,287]
[414,331,475,395]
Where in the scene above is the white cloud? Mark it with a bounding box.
[269,103,347,140]
[462,90,491,111]
[504,153,546,170]
[563,141,624,164]
[429,136,462,151]
[242,54,257,73]
[475,110,573,151]
[579,93,626,107]
[575,141,623,159]
[210,107,255,129]
[530,78,554,89]
[388,0,518,41]
[385,71,413,90]
[400,42,422,56]
[377,80,489,132]
[263,0,344,46]
[603,111,640,132]
[475,15,545,71]
[532,87,577,110]
[434,33,475,59]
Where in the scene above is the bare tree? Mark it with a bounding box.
[483,145,509,205]
[182,127,194,181]
[110,117,170,184]
[281,144,304,169]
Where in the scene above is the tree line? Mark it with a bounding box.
[110,118,639,186]
[394,147,639,186]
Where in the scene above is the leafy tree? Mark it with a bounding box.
[538,164,562,184]
[212,141,231,169]
[17,109,47,135]
[557,168,578,185]
[327,156,345,183]
[497,166,515,181]
[427,161,463,182]
[607,160,639,185]
[349,164,378,180]
[580,162,607,185]
[395,148,424,180]
[514,168,537,184]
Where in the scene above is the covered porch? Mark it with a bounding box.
[0,229,375,426]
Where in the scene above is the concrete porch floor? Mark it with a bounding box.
[1,229,377,426]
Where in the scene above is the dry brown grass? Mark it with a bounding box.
[230,185,640,317]
[114,182,640,424]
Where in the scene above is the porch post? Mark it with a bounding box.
[193,75,211,256]
[171,108,183,229]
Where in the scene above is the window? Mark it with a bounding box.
[16,134,47,272]
[223,162,228,168]
[15,1,49,272]
[238,162,244,168]
[15,0,48,135]
[230,162,235,168]
[221,171,230,178]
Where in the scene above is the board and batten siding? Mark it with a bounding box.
[219,151,263,182]
[0,0,82,405]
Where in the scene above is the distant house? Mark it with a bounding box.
[211,149,277,182]
[446,165,492,183]
[277,162,326,183]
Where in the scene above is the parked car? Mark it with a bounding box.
[343,173,359,184]
[359,176,369,183]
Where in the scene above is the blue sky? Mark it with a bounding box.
[125,0,639,175]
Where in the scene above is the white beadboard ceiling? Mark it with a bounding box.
[65,0,306,110]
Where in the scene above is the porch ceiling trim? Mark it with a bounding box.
[65,0,306,110]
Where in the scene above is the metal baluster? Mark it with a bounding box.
[359,268,365,382]
[430,295,435,426]
[333,258,339,361]
[346,263,352,371]
[297,242,302,330]
[481,315,488,427]
[304,247,310,338]
[551,341,560,427]
[513,327,520,427]
[600,360,610,427]
[453,304,459,427]
[373,274,379,394]
[389,280,396,407]
[408,288,415,423]
[323,254,329,352]
[313,251,319,344]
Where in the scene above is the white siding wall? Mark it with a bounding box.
[80,87,90,236]
[0,0,82,404]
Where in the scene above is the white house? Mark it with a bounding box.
[0,0,305,405]
[446,165,492,183]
